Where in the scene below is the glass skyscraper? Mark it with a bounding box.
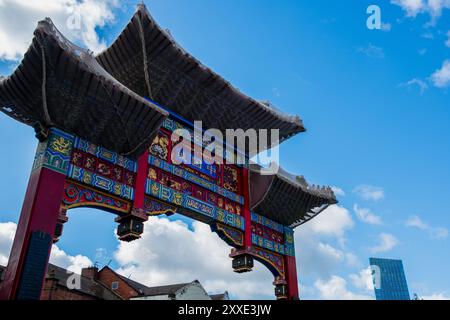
[369,258,410,300]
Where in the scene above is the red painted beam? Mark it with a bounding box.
[242,167,252,249]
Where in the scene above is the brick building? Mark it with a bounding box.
[0,264,227,300]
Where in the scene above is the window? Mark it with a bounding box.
[111,281,119,290]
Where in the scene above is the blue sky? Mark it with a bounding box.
[0,0,449,300]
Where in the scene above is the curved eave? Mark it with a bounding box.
[0,18,168,158]
[96,4,305,148]
[250,165,338,228]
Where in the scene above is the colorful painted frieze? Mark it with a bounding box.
[74,137,137,172]
[212,223,244,247]
[284,227,296,256]
[32,128,74,174]
[67,165,134,201]
[146,179,244,230]
[149,155,244,205]
[249,246,285,278]
[252,234,286,255]
[62,181,131,213]
[143,197,177,216]
[251,212,285,233]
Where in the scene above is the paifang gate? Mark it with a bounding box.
[0,4,337,300]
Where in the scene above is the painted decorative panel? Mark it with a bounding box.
[185,158,218,180]
[32,128,74,174]
[149,156,244,205]
[74,137,137,172]
[62,181,131,213]
[212,223,244,247]
[143,197,177,216]
[250,213,295,256]
[161,118,184,132]
[149,131,170,161]
[70,150,136,187]
[146,179,244,230]
[67,165,134,201]
[67,139,137,201]
[161,118,246,166]
[284,227,295,256]
[251,212,285,233]
[249,246,285,278]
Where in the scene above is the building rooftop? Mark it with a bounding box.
[45,264,122,300]
[95,3,305,151]
[249,164,337,227]
[1,3,305,158]
[0,17,168,158]
[110,266,192,297]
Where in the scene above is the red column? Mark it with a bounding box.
[242,167,252,249]
[284,255,300,300]
[115,149,149,242]
[0,128,73,300]
[133,150,149,210]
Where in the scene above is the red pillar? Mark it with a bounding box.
[242,167,252,249]
[285,255,300,300]
[115,149,149,242]
[0,128,73,300]
[133,150,149,210]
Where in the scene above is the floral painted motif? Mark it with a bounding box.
[223,165,239,193]
[149,132,169,160]
[32,128,74,174]
[62,181,131,213]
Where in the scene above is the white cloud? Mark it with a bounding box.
[399,78,429,94]
[114,217,275,300]
[381,22,392,32]
[427,0,450,17]
[295,205,355,277]
[303,205,354,241]
[418,48,427,55]
[353,185,385,201]
[353,204,383,225]
[421,31,435,39]
[114,205,357,299]
[49,245,92,274]
[0,204,360,300]
[0,0,119,61]
[356,44,385,59]
[317,242,345,261]
[272,87,281,97]
[422,292,450,300]
[0,222,92,273]
[331,186,346,197]
[406,215,428,229]
[371,233,399,253]
[0,222,92,274]
[406,215,448,239]
[0,221,16,266]
[0,219,273,299]
[391,0,426,17]
[391,0,450,18]
[349,267,374,292]
[345,253,362,268]
[314,275,373,300]
[430,60,450,88]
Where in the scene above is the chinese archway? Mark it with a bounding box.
[0,4,337,300]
